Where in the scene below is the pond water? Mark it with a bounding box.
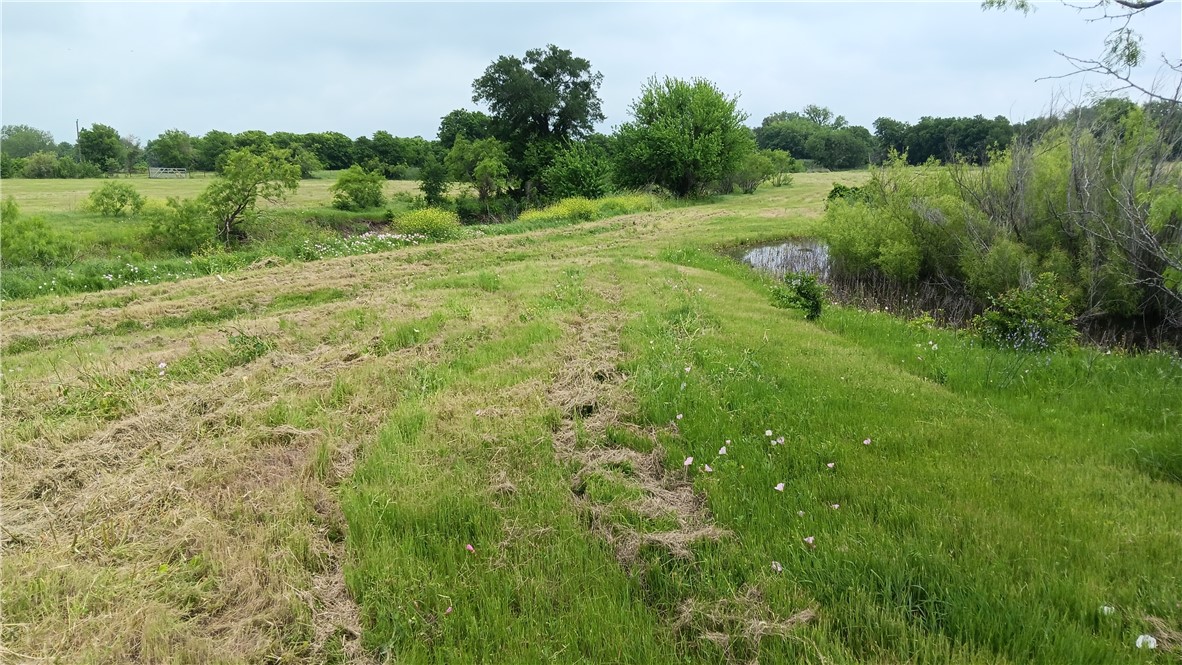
[738,239,980,327]
[740,240,830,278]
[737,240,1178,349]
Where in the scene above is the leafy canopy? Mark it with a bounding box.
[613,76,754,197]
[200,148,300,242]
[472,44,604,191]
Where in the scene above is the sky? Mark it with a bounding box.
[2,1,1180,145]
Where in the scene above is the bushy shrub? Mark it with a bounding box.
[83,181,146,216]
[542,142,612,199]
[0,198,74,267]
[732,152,775,194]
[825,183,865,204]
[330,165,386,210]
[418,157,450,207]
[770,271,826,320]
[22,151,58,178]
[396,208,461,241]
[973,273,1077,351]
[144,197,216,254]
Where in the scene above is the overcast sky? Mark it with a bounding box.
[3,1,1180,145]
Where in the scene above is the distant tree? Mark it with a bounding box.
[755,116,816,157]
[802,104,835,127]
[233,130,273,154]
[120,134,145,173]
[472,44,605,194]
[418,155,450,206]
[873,117,911,161]
[77,123,125,172]
[353,135,377,164]
[614,76,754,197]
[194,130,235,171]
[1,125,55,158]
[437,109,493,150]
[445,136,510,201]
[305,131,355,170]
[22,152,58,178]
[147,129,196,168]
[200,148,300,242]
[330,165,386,210]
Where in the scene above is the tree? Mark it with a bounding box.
[437,109,492,150]
[147,129,196,168]
[77,123,125,172]
[445,136,510,201]
[120,134,144,173]
[330,165,386,210]
[472,44,605,194]
[305,131,354,170]
[194,130,235,172]
[200,148,300,243]
[614,76,754,197]
[873,117,911,161]
[983,0,1179,102]
[418,155,450,206]
[1,125,55,158]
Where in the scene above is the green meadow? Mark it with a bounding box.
[2,172,1179,663]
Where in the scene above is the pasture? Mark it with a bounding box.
[2,174,1180,663]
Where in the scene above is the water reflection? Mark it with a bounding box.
[741,240,830,278]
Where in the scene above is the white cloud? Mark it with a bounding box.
[3,1,1178,144]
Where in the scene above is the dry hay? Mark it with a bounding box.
[674,586,817,663]
[545,287,729,567]
[1145,616,1181,653]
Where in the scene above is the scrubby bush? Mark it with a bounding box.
[22,151,58,178]
[0,198,74,267]
[83,181,146,216]
[732,152,775,194]
[396,208,461,241]
[144,197,216,254]
[974,273,1078,351]
[330,165,386,210]
[770,271,826,320]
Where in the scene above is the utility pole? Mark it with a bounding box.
[75,119,81,162]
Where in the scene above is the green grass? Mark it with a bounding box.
[4,173,1178,663]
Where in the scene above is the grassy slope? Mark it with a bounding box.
[2,173,1179,663]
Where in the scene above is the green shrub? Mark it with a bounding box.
[825,183,865,204]
[770,271,826,320]
[542,143,613,199]
[83,181,146,216]
[22,152,58,179]
[144,197,216,254]
[732,152,775,194]
[973,273,1078,352]
[0,198,74,267]
[396,208,461,241]
[330,165,386,210]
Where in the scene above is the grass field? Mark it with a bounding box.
[0,173,423,214]
[2,173,1180,663]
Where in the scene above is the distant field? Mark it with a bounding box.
[0,174,424,213]
[3,173,1179,664]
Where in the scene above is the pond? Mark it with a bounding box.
[737,239,1179,349]
[737,239,981,327]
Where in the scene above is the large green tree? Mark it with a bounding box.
[472,44,604,195]
[1,125,55,158]
[77,123,125,171]
[437,109,493,150]
[147,129,196,168]
[613,76,754,197]
[194,130,235,171]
